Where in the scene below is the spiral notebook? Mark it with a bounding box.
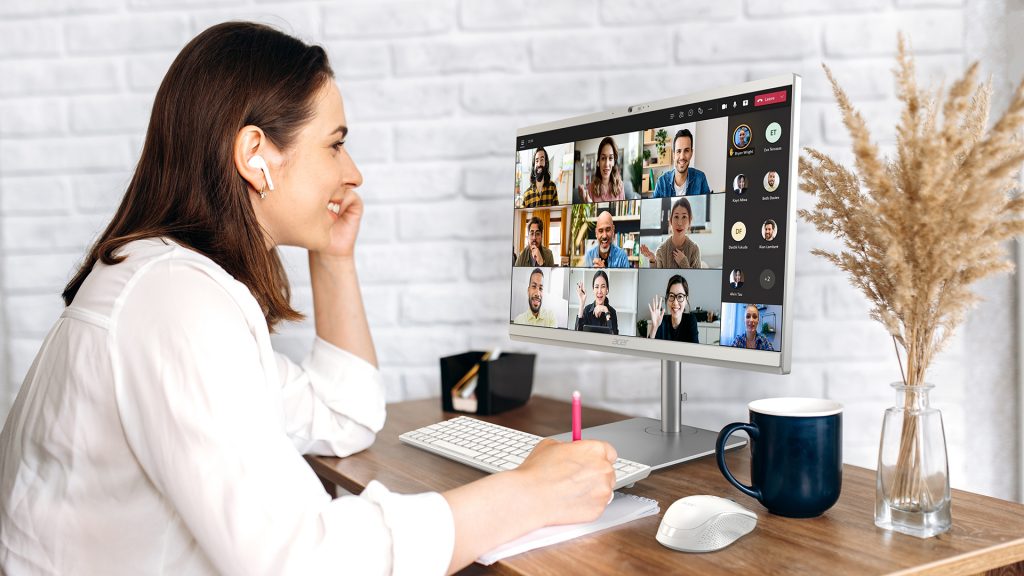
[477,492,660,566]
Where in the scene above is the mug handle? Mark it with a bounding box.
[716,423,761,501]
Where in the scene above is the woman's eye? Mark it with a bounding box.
[332,140,346,150]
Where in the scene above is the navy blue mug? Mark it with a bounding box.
[716,398,843,518]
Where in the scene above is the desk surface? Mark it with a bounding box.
[307,397,1024,576]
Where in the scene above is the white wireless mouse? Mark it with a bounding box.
[656,494,757,553]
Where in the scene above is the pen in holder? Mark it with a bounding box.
[440,350,535,415]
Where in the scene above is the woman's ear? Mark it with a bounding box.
[234,125,276,194]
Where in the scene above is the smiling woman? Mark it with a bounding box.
[0,21,619,576]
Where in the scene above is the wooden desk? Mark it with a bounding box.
[307,397,1024,575]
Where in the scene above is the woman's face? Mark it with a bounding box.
[598,143,615,183]
[593,276,608,304]
[255,82,362,250]
[666,282,686,316]
[670,206,691,239]
[745,306,759,333]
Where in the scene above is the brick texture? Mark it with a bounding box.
[0,1,1016,501]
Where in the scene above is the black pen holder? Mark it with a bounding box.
[440,351,535,415]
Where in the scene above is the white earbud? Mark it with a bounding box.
[247,154,275,191]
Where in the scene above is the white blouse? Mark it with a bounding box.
[0,238,454,575]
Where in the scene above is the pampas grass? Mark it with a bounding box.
[801,35,1024,530]
[800,35,1024,387]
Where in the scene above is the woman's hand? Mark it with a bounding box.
[639,244,655,264]
[515,439,616,526]
[647,295,664,338]
[593,303,608,319]
[672,248,687,268]
[576,280,586,316]
[320,189,364,259]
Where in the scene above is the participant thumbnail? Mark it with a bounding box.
[637,194,725,269]
[573,132,642,203]
[732,173,748,195]
[642,116,727,198]
[515,143,574,208]
[509,266,569,328]
[761,219,778,242]
[568,268,638,336]
[513,207,570,267]
[569,201,639,268]
[720,303,781,351]
[732,124,752,150]
[637,269,723,344]
[763,170,780,193]
[728,268,744,289]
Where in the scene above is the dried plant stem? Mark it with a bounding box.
[801,33,1024,521]
[891,396,938,512]
[892,335,908,387]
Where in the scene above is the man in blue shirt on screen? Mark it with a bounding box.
[652,129,711,197]
[584,211,631,268]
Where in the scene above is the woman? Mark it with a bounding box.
[732,304,775,350]
[580,136,625,203]
[0,23,616,575]
[730,268,745,289]
[640,197,702,269]
[575,270,618,334]
[646,275,698,343]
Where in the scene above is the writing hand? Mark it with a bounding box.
[517,439,616,526]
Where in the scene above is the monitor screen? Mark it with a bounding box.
[509,74,799,373]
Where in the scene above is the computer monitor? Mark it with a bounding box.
[509,74,800,469]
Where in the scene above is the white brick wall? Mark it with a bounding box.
[0,0,1019,502]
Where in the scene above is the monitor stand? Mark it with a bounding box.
[548,360,745,469]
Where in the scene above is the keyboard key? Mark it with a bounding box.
[432,440,481,459]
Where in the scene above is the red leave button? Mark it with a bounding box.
[754,90,787,107]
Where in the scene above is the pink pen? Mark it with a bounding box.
[571,390,582,441]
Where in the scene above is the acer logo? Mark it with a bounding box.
[612,338,629,346]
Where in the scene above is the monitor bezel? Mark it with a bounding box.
[510,73,801,374]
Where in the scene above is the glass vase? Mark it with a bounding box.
[875,383,951,538]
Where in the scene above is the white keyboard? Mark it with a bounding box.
[399,416,651,490]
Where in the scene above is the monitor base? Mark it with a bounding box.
[547,417,744,470]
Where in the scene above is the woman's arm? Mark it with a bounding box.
[686,314,699,343]
[309,253,377,368]
[690,241,702,269]
[575,304,589,331]
[308,187,377,367]
[443,439,615,573]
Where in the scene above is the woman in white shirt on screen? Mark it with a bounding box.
[0,22,616,576]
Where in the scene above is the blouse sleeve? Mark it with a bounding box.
[275,338,386,457]
[111,260,454,576]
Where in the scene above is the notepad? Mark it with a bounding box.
[477,492,660,565]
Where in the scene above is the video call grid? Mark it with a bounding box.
[510,87,793,353]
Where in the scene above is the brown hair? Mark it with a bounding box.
[62,22,334,329]
[588,136,622,202]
